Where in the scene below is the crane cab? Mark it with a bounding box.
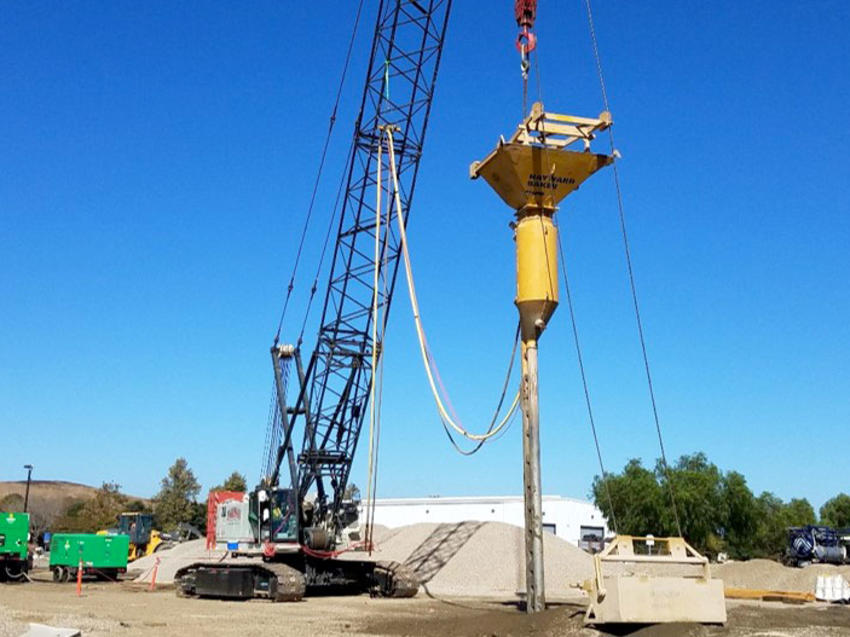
[255,488,298,546]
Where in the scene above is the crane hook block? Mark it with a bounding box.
[514,0,537,54]
[516,28,537,54]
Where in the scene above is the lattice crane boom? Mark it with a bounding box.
[269,0,452,541]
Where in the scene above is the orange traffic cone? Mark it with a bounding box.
[76,558,83,597]
[149,557,161,591]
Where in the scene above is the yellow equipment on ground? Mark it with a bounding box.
[99,512,165,562]
[584,535,727,625]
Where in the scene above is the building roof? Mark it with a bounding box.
[365,494,595,507]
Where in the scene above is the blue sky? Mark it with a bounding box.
[2,1,848,512]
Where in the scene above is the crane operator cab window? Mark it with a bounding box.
[257,489,298,544]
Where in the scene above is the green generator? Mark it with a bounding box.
[49,533,130,582]
[0,511,31,581]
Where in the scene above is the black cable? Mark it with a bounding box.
[555,220,619,534]
[273,0,367,343]
[441,323,521,455]
[532,38,621,534]
[90,567,121,583]
[261,377,278,479]
[584,0,682,537]
[533,40,619,531]
[297,139,355,346]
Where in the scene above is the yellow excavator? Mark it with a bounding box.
[99,512,166,562]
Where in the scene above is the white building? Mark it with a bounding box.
[361,495,607,548]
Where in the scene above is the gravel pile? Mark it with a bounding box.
[131,539,225,584]
[361,521,594,599]
[714,559,850,593]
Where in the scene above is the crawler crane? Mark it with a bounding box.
[175,0,451,600]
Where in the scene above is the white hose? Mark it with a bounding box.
[385,128,519,441]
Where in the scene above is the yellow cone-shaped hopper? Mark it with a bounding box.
[472,142,613,212]
[470,102,615,340]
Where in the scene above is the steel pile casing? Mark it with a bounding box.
[515,214,558,340]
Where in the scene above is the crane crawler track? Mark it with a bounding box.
[174,560,306,602]
[373,561,419,598]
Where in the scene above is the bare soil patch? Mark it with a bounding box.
[1,577,848,637]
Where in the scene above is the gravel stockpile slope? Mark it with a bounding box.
[714,559,850,593]
[422,522,594,598]
[361,521,594,599]
[131,539,226,583]
[364,523,444,562]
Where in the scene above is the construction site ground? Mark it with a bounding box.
[2,577,849,637]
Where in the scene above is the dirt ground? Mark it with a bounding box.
[1,578,849,637]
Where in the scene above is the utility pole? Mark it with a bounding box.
[23,464,34,513]
[471,102,613,612]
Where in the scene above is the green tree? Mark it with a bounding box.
[52,483,127,532]
[211,471,247,493]
[820,494,850,527]
[593,453,819,558]
[189,501,208,534]
[592,459,665,537]
[750,492,787,558]
[660,453,724,554]
[720,471,759,559]
[154,458,201,532]
[0,493,25,512]
[784,498,816,526]
[125,499,153,514]
[745,494,816,559]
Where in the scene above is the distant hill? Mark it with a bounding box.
[1,479,146,500]
[0,480,149,523]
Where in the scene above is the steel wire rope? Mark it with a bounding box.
[261,378,278,479]
[366,165,393,551]
[386,128,520,441]
[528,43,621,532]
[364,134,384,552]
[584,0,682,536]
[554,218,619,534]
[263,360,291,479]
[273,0,367,343]
[441,323,522,455]
[262,358,289,480]
[297,140,355,347]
